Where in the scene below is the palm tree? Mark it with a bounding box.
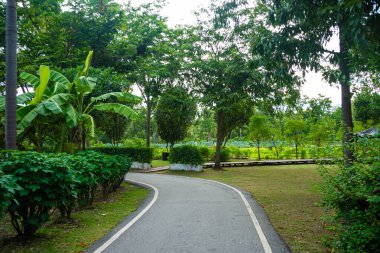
[5,0,17,149]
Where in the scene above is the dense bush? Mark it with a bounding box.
[0,151,77,236]
[320,137,380,252]
[123,138,146,148]
[92,147,153,163]
[169,145,204,165]
[0,171,20,219]
[0,150,131,236]
[198,146,212,161]
[219,149,230,162]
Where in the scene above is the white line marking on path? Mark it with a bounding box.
[93,179,159,253]
[206,179,273,253]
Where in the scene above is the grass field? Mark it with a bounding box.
[0,183,148,253]
[151,159,170,168]
[160,165,327,253]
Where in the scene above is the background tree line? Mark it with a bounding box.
[1,0,379,168]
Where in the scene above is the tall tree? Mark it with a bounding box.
[193,0,299,169]
[249,114,272,160]
[253,0,380,165]
[155,87,196,149]
[115,2,182,147]
[5,0,17,149]
[285,116,306,159]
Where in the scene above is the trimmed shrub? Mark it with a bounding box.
[74,151,131,199]
[0,151,77,236]
[92,147,153,163]
[0,150,131,236]
[169,145,204,165]
[198,146,212,161]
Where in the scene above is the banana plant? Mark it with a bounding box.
[68,51,142,149]
[0,51,142,151]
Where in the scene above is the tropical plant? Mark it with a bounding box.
[0,52,142,151]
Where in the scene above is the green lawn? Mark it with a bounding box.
[160,165,327,253]
[151,159,170,168]
[0,183,148,253]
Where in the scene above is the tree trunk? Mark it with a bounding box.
[145,98,151,147]
[295,143,298,159]
[272,136,279,158]
[5,0,17,150]
[338,23,354,166]
[257,141,261,160]
[214,111,223,170]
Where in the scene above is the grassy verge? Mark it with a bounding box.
[0,183,148,253]
[151,159,170,168]
[160,165,326,253]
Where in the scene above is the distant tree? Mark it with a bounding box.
[192,108,216,142]
[155,87,196,149]
[116,3,189,147]
[304,95,333,124]
[285,116,307,159]
[248,114,272,160]
[308,118,335,157]
[192,1,298,169]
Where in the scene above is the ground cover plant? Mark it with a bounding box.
[160,165,326,253]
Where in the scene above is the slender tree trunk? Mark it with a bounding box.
[338,22,354,166]
[272,136,279,158]
[295,142,298,159]
[5,0,17,150]
[214,111,223,170]
[257,146,261,160]
[145,98,151,147]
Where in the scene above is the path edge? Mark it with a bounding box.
[85,177,158,253]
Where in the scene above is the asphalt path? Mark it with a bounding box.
[87,173,291,253]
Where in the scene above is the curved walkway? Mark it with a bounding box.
[87,173,290,253]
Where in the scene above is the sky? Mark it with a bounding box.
[125,0,341,106]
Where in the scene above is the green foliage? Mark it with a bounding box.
[169,146,204,165]
[353,88,380,126]
[123,138,146,148]
[0,150,131,236]
[92,147,153,163]
[285,116,307,159]
[0,171,20,219]
[0,151,77,236]
[198,146,213,161]
[219,149,231,162]
[249,114,272,160]
[320,137,380,252]
[155,87,196,148]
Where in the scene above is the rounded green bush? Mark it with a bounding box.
[169,145,204,165]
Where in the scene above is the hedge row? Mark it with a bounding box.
[169,145,204,165]
[92,147,153,163]
[0,150,131,237]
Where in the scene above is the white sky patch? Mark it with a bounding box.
[121,0,342,106]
